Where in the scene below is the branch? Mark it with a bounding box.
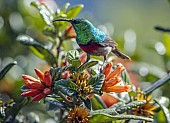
[144,73,170,95]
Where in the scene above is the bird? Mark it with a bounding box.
[53,18,130,64]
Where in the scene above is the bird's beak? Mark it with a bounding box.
[53,18,72,23]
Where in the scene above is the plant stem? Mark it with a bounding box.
[144,73,170,95]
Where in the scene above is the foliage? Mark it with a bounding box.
[0,0,170,123]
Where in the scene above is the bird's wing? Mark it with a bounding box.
[96,36,118,47]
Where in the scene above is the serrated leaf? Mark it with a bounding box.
[17,35,56,66]
[116,100,146,114]
[92,74,105,93]
[0,61,17,80]
[91,94,107,110]
[78,61,98,72]
[50,67,62,81]
[155,99,170,123]
[46,99,65,111]
[66,4,84,18]
[31,1,54,25]
[54,79,77,96]
[90,113,153,123]
[66,50,80,64]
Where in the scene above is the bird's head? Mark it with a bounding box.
[53,18,94,32]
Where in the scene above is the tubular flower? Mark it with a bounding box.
[67,106,91,123]
[21,68,52,101]
[101,62,130,93]
[132,88,158,118]
[69,72,93,96]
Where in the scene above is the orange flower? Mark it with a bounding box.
[101,62,130,93]
[21,68,52,101]
[67,106,91,123]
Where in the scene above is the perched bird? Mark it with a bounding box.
[53,18,130,63]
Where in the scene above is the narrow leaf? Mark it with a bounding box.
[66,4,84,18]
[31,1,54,25]
[0,61,17,80]
[155,99,170,123]
[90,113,153,123]
[91,94,107,110]
[17,35,56,66]
[78,61,98,72]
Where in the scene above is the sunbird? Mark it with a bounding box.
[53,18,130,63]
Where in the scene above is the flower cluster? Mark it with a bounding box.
[67,106,91,123]
[131,88,157,118]
[21,68,52,101]
[102,62,130,93]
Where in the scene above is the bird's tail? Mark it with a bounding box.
[112,48,131,60]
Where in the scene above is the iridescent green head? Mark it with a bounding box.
[53,18,94,33]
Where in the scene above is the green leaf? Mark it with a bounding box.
[66,50,80,64]
[82,98,91,110]
[46,98,65,111]
[61,3,70,12]
[0,61,17,80]
[155,99,170,123]
[66,4,84,18]
[54,79,77,96]
[17,35,56,66]
[4,99,15,108]
[92,74,105,93]
[91,94,107,110]
[31,1,54,26]
[163,33,170,57]
[116,100,146,114]
[50,67,62,81]
[90,113,153,123]
[78,61,98,72]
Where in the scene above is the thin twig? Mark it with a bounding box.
[144,73,170,95]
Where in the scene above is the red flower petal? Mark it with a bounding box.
[34,68,44,82]
[22,74,39,82]
[25,80,45,89]
[43,88,52,94]
[21,89,42,97]
[44,71,52,86]
[32,93,46,101]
